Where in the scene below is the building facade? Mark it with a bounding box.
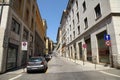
[35,6,47,56]
[60,10,68,57]
[56,27,62,56]
[58,0,120,68]
[0,0,47,73]
[46,37,54,55]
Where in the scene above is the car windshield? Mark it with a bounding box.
[29,57,42,62]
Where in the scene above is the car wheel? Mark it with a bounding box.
[46,66,48,70]
[43,67,47,73]
[27,70,30,73]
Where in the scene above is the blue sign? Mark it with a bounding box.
[104,34,110,40]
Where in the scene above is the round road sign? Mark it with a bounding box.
[23,42,26,46]
[83,44,87,48]
[105,40,111,46]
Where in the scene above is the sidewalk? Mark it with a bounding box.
[62,57,113,71]
[5,57,114,74]
[5,68,26,74]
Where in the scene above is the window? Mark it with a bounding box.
[11,18,20,34]
[12,0,21,10]
[84,18,88,29]
[70,35,72,41]
[67,29,69,34]
[73,20,75,29]
[82,1,86,12]
[25,9,29,22]
[72,9,74,17]
[70,25,71,31]
[18,0,22,9]
[76,1,78,9]
[69,15,71,21]
[71,0,74,4]
[94,4,102,19]
[68,37,69,43]
[77,26,80,34]
[23,28,28,40]
[31,18,34,30]
[77,12,79,23]
[73,31,75,39]
[29,35,33,48]
[30,35,33,42]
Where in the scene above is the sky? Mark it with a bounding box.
[37,0,68,43]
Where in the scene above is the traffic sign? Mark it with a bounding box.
[83,44,87,48]
[23,42,26,46]
[105,40,111,46]
[21,42,28,51]
[104,34,110,40]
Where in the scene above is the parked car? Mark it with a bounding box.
[44,54,52,62]
[27,56,48,73]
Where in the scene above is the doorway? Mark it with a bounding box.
[6,43,18,70]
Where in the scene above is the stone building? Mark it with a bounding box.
[58,0,120,68]
[46,37,54,55]
[0,0,47,73]
[56,27,62,56]
[35,6,47,56]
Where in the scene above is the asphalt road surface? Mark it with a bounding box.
[0,54,120,80]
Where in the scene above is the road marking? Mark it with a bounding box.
[99,71,120,78]
[8,74,22,80]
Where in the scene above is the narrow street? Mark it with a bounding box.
[0,0,120,80]
[0,54,120,80]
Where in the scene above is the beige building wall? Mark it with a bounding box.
[46,37,53,54]
[56,27,62,56]
[0,5,9,73]
[58,0,120,68]
[46,37,49,54]
[35,5,46,56]
[0,0,46,73]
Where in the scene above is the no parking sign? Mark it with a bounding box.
[104,34,111,46]
[83,44,87,48]
[21,42,28,51]
[105,40,111,46]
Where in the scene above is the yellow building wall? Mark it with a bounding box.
[11,0,36,32]
[36,5,46,45]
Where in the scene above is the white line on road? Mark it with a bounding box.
[99,71,120,78]
[8,74,22,80]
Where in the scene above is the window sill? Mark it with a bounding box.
[95,15,102,21]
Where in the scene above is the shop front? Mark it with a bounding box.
[6,43,18,70]
[85,38,92,62]
[97,31,110,64]
[78,42,82,60]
